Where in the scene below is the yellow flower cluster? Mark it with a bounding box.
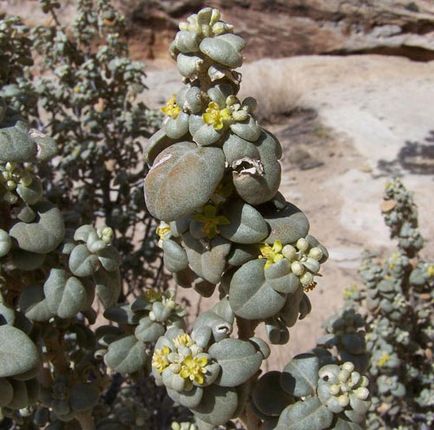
[152,346,170,372]
[259,240,284,269]
[192,204,230,239]
[152,333,211,387]
[179,355,208,385]
[161,95,181,119]
[376,352,391,367]
[202,101,233,130]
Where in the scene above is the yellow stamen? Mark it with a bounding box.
[152,346,171,373]
[161,95,181,119]
[179,355,208,385]
[192,204,230,239]
[377,352,391,367]
[259,240,284,269]
[202,101,232,130]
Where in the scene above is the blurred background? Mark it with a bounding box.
[3,0,434,369]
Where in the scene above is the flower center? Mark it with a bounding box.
[203,101,233,130]
[161,95,181,119]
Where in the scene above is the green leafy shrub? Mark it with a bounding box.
[1,0,163,294]
[338,178,433,430]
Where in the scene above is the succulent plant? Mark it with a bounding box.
[334,178,434,430]
[142,6,371,429]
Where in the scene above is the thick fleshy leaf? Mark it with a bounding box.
[261,200,310,245]
[276,398,333,430]
[97,246,121,272]
[232,155,281,206]
[192,385,239,426]
[0,325,39,378]
[134,317,165,343]
[183,233,231,284]
[174,30,200,53]
[19,285,53,322]
[177,53,203,79]
[280,353,320,397]
[9,201,65,254]
[230,117,261,142]
[167,386,204,409]
[0,122,36,162]
[223,133,259,165]
[104,336,146,374]
[104,304,139,325]
[44,269,88,318]
[227,244,258,266]
[69,244,100,277]
[199,36,243,68]
[220,199,269,244]
[192,123,223,146]
[163,239,189,273]
[209,338,262,387]
[334,419,363,430]
[16,179,43,205]
[0,228,11,257]
[144,129,174,165]
[144,142,225,221]
[164,112,190,140]
[94,267,121,309]
[229,259,288,319]
[252,371,293,417]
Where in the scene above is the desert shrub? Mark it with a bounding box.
[337,178,433,430]
[1,0,164,295]
[1,3,373,430]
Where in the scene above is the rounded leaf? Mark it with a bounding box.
[104,336,146,375]
[163,239,189,273]
[0,228,11,257]
[280,353,320,397]
[192,385,239,426]
[0,326,39,378]
[220,199,269,244]
[229,259,287,319]
[183,233,231,284]
[9,201,65,254]
[276,398,333,430]
[208,338,262,387]
[69,244,100,277]
[144,142,225,221]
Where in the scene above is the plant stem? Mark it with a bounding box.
[75,411,95,430]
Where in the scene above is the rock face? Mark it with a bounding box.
[121,0,434,61]
[3,0,434,61]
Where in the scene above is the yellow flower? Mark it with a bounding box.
[156,222,171,240]
[161,95,181,119]
[179,355,208,385]
[173,333,193,348]
[427,264,434,278]
[259,240,284,269]
[377,352,391,367]
[152,346,171,373]
[144,289,163,303]
[192,204,230,239]
[202,101,232,130]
